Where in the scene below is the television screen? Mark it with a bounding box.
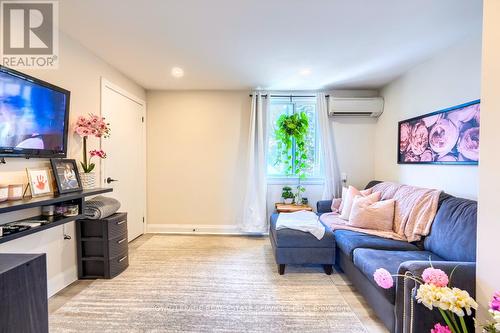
[0,66,70,158]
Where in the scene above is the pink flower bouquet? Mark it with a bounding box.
[481,291,500,333]
[74,114,110,173]
[373,264,478,333]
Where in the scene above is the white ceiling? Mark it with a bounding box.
[59,0,483,91]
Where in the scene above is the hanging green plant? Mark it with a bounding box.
[275,111,309,179]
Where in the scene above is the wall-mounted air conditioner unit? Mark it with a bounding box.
[328,97,384,118]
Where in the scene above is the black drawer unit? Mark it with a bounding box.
[76,212,129,279]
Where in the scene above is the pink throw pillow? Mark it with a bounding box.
[348,197,395,231]
[339,186,374,220]
[330,198,342,213]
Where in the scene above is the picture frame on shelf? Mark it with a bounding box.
[50,159,83,194]
[26,167,53,197]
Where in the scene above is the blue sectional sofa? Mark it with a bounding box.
[317,181,477,333]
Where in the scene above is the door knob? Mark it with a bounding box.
[106,177,118,184]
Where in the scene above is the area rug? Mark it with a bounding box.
[50,235,366,332]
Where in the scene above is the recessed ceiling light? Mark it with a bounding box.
[299,68,312,76]
[171,67,184,78]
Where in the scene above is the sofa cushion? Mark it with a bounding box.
[424,197,477,262]
[334,230,420,260]
[270,213,335,248]
[352,249,444,303]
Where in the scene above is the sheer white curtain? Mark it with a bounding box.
[317,93,341,199]
[239,92,268,233]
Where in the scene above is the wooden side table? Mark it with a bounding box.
[275,203,313,213]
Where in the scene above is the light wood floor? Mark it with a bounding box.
[49,234,388,333]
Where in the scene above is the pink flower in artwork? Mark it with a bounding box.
[422,267,449,287]
[400,122,412,153]
[474,107,480,124]
[409,120,429,155]
[423,114,442,128]
[429,119,459,155]
[419,150,434,162]
[431,323,452,333]
[457,127,479,161]
[404,150,420,162]
[490,291,500,311]
[373,268,394,289]
[438,154,457,162]
[448,104,480,127]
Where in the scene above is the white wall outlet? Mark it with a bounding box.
[341,173,347,183]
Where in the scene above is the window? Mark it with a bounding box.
[267,96,322,180]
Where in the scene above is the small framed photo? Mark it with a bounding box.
[26,167,53,197]
[50,159,83,194]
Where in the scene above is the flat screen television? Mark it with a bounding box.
[0,66,70,158]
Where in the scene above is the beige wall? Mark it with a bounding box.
[0,32,145,296]
[476,0,500,325]
[374,35,482,199]
[147,90,379,232]
[332,89,379,189]
[146,91,249,233]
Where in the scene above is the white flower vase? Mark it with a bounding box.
[80,172,96,189]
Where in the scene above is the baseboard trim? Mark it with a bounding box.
[48,266,78,297]
[146,224,265,235]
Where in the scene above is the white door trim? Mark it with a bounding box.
[101,79,146,108]
[100,78,147,236]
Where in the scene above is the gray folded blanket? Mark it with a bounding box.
[84,196,121,220]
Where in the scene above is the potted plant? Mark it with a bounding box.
[275,112,310,206]
[275,111,310,179]
[295,185,306,205]
[75,114,110,189]
[281,186,294,204]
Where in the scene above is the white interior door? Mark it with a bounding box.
[101,79,146,241]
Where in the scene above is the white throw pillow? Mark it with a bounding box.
[338,187,348,212]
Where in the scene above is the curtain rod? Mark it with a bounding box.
[248,94,329,98]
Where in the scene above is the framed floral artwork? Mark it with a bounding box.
[26,167,53,197]
[398,100,480,165]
